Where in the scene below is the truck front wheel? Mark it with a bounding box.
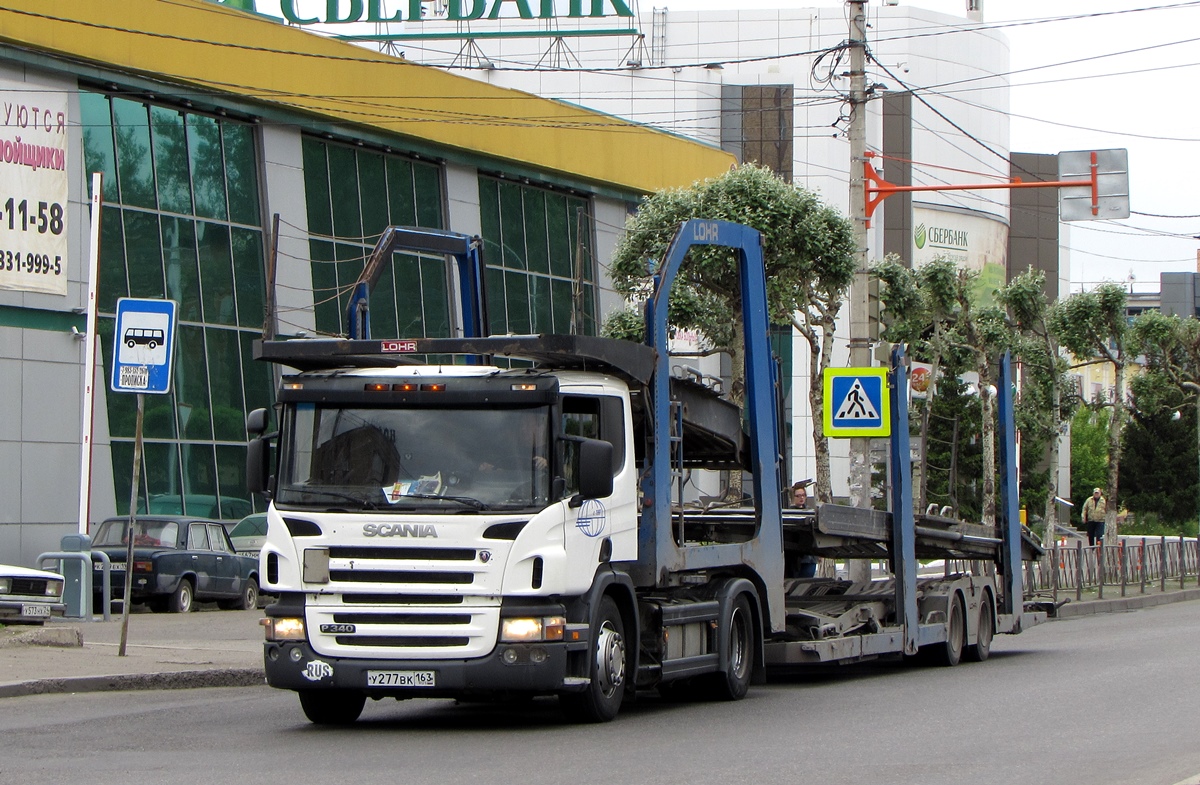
[561,596,626,723]
[299,690,366,725]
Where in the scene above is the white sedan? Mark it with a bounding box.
[0,564,66,625]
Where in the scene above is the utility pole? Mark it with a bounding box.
[847,0,872,584]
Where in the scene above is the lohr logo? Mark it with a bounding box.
[363,523,438,538]
[381,340,418,353]
[691,221,720,243]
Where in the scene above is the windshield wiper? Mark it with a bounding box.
[386,493,489,511]
[282,488,382,510]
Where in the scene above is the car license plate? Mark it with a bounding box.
[366,670,435,688]
[20,604,51,618]
[103,562,126,572]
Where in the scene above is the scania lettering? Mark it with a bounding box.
[362,523,438,538]
[248,220,1045,725]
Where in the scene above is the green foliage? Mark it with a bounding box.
[1120,512,1198,538]
[605,163,855,352]
[1070,407,1109,520]
[1050,282,1128,364]
[1120,382,1199,528]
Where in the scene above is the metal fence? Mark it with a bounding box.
[1025,536,1200,603]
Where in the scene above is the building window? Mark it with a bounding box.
[80,92,272,518]
[478,176,597,336]
[300,137,446,337]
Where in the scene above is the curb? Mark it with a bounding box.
[1052,587,1200,619]
[0,667,264,699]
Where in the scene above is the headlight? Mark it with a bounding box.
[261,617,307,641]
[500,615,565,642]
[0,578,10,593]
[46,581,64,598]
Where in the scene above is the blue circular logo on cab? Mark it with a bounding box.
[575,499,607,538]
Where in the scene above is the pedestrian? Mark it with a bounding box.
[1081,487,1107,547]
[787,481,819,579]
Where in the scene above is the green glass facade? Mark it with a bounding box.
[478,176,597,336]
[80,92,273,519]
[300,137,448,338]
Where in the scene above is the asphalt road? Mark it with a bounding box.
[3,601,1198,785]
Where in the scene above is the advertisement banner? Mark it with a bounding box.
[912,206,1007,305]
[0,79,69,296]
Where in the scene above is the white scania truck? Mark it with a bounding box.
[246,220,1043,724]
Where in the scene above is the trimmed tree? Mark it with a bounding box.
[603,164,855,502]
[1050,283,1130,538]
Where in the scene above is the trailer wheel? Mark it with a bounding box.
[966,594,994,663]
[710,593,754,701]
[299,690,366,725]
[931,593,965,667]
[561,596,626,723]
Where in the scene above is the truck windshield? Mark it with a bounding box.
[277,404,552,512]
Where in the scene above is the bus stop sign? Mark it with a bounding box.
[110,298,177,394]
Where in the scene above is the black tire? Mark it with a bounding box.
[561,596,627,723]
[710,593,754,701]
[169,578,194,613]
[235,578,258,611]
[931,593,965,667]
[966,594,994,663]
[299,690,366,725]
[125,339,135,348]
[147,341,157,350]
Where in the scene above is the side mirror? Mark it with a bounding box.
[246,437,271,496]
[246,407,268,437]
[570,438,614,507]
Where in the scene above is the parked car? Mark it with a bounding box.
[0,564,66,625]
[90,516,259,613]
[228,513,267,557]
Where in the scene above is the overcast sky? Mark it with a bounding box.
[631,0,1200,292]
[275,0,1200,292]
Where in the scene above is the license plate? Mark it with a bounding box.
[366,670,435,688]
[103,563,126,572]
[20,604,51,618]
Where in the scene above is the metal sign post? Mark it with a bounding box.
[109,298,177,655]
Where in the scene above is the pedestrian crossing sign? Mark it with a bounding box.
[823,367,890,438]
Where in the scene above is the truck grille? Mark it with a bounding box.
[307,602,500,659]
[329,570,473,584]
[307,539,511,659]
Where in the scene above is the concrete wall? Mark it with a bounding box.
[0,63,92,566]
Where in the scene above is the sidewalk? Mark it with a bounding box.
[0,606,265,698]
[2,588,1199,699]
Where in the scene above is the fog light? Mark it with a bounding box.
[530,647,548,664]
[502,647,519,664]
[500,615,566,642]
[262,617,306,641]
[289,647,304,662]
[501,618,542,642]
